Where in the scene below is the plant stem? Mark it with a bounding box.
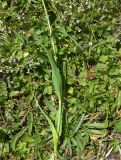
[41,0,56,54]
[57,99,62,137]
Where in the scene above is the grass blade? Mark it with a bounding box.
[72,113,85,136]
[11,127,28,151]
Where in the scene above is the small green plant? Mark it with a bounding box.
[35,0,63,158]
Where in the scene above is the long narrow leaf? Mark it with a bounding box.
[40,43,62,100]
[72,113,85,136]
[35,98,58,153]
[11,127,28,151]
[47,52,62,100]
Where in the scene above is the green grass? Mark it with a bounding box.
[0,0,121,159]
